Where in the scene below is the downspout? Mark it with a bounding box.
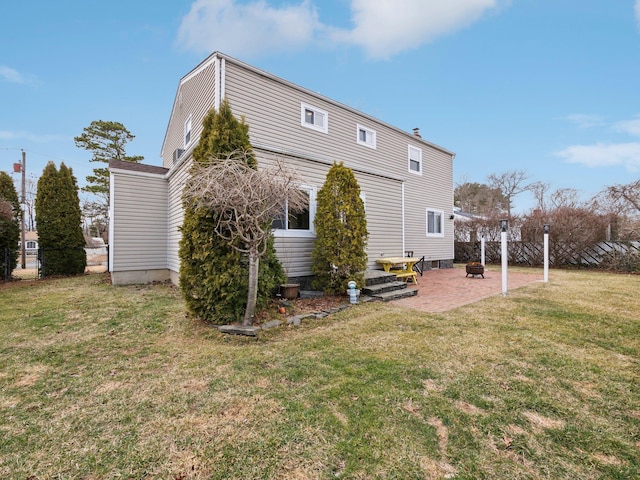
[402,181,406,255]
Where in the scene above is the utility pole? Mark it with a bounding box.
[20,150,26,269]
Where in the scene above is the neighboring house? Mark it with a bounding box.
[18,231,39,255]
[109,52,456,286]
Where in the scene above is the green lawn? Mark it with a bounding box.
[1,270,638,479]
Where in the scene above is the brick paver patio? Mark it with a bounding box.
[390,265,543,313]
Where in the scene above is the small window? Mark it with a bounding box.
[357,124,376,149]
[184,115,193,147]
[427,209,444,237]
[273,186,316,237]
[409,146,422,174]
[301,103,328,133]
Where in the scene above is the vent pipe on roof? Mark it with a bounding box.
[413,127,421,138]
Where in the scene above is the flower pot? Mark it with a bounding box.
[280,283,300,300]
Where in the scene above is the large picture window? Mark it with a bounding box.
[273,187,316,237]
[426,209,444,237]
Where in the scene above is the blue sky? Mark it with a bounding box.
[1,0,640,213]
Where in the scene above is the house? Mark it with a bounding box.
[109,52,455,286]
[18,231,39,255]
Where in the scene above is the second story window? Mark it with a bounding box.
[301,103,328,133]
[408,145,422,175]
[357,124,376,149]
[184,115,193,147]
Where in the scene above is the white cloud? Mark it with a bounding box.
[613,115,640,137]
[555,142,640,172]
[0,65,26,84]
[177,0,501,59]
[0,130,63,143]
[564,113,606,129]
[176,0,322,57]
[636,0,640,27]
[335,0,498,59]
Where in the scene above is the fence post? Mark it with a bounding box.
[500,219,508,296]
[39,247,45,279]
[2,248,8,281]
[543,224,550,282]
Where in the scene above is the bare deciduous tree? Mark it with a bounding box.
[487,170,530,218]
[603,178,640,214]
[528,181,550,212]
[183,152,307,326]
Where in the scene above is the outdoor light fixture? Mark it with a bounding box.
[543,224,550,234]
[500,219,508,232]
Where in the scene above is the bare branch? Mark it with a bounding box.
[183,151,307,256]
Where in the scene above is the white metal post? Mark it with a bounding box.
[500,219,508,296]
[543,224,549,283]
[480,231,486,266]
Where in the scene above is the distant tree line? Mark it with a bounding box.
[454,170,640,271]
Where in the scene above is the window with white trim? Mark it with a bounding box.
[409,145,422,174]
[272,186,316,237]
[426,209,444,237]
[184,115,193,147]
[357,124,376,149]
[409,145,422,175]
[301,103,328,133]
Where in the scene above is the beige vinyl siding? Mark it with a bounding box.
[222,58,454,266]
[403,148,454,261]
[167,160,191,275]
[161,60,218,168]
[156,52,454,284]
[259,149,403,276]
[111,172,168,271]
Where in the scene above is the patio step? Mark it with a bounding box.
[369,287,418,302]
[364,270,398,286]
[362,280,407,296]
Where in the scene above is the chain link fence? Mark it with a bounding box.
[2,246,109,282]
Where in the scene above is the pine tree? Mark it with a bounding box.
[312,162,368,294]
[0,171,20,277]
[35,162,86,276]
[179,99,284,323]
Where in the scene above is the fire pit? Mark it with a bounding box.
[465,262,484,278]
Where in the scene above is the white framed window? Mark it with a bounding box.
[357,124,376,149]
[426,209,444,237]
[272,186,316,237]
[409,145,422,174]
[301,103,328,133]
[184,115,193,147]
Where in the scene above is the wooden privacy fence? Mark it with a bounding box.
[455,241,640,270]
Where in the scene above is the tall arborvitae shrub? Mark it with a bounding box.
[312,162,368,294]
[35,162,86,276]
[179,99,284,323]
[0,171,20,277]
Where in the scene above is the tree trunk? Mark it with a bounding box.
[243,252,259,326]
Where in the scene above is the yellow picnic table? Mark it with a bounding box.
[376,257,419,284]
